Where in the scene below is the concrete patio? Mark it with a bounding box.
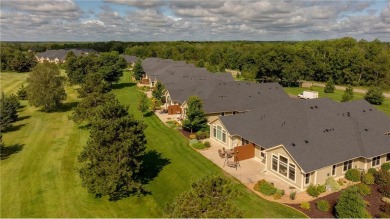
[199,140,296,193]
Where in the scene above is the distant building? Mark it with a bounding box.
[120,55,138,66]
[35,49,95,64]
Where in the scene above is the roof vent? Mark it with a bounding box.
[292,143,296,147]
[369,109,372,111]
[304,140,309,144]
[363,110,366,112]
[315,106,318,108]
[310,107,314,109]
[364,129,368,132]
[347,112,351,116]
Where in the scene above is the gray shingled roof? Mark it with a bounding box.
[142,58,288,114]
[220,98,390,172]
[36,49,95,61]
[120,55,138,64]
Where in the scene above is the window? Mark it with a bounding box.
[343,160,352,172]
[222,130,226,143]
[213,125,216,138]
[305,173,310,185]
[372,156,381,167]
[289,164,295,181]
[332,165,336,176]
[216,126,222,141]
[387,153,390,161]
[242,138,249,145]
[272,155,278,171]
[279,155,288,177]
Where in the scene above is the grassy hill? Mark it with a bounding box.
[0,71,305,218]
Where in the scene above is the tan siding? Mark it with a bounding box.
[266,146,303,189]
[209,119,231,148]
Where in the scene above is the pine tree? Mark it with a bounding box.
[17,85,27,100]
[364,87,384,105]
[138,93,150,117]
[26,63,66,111]
[324,78,335,93]
[165,174,243,218]
[182,96,207,133]
[77,73,111,98]
[133,60,145,81]
[341,85,354,102]
[78,98,147,201]
[152,81,165,101]
[335,186,371,218]
[0,93,19,132]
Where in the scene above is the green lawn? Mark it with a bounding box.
[283,86,390,116]
[1,71,305,218]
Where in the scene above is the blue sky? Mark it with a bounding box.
[1,0,389,41]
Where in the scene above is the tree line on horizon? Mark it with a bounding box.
[2,37,390,89]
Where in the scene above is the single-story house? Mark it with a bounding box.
[208,98,390,190]
[36,49,95,63]
[120,55,138,66]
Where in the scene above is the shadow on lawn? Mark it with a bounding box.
[111,82,136,90]
[1,144,24,160]
[137,150,171,185]
[3,123,26,133]
[42,102,79,113]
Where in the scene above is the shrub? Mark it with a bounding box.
[380,203,390,216]
[338,178,345,186]
[289,191,296,200]
[306,184,325,197]
[383,197,390,204]
[367,168,378,175]
[377,212,390,218]
[379,185,390,198]
[316,200,330,212]
[326,177,341,191]
[254,180,277,196]
[356,183,371,196]
[191,142,208,150]
[196,130,209,140]
[362,173,375,185]
[345,169,361,182]
[189,134,196,139]
[335,186,370,218]
[17,85,27,100]
[203,141,210,148]
[375,170,390,186]
[324,78,335,93]
[317,184,326,193]
[300,202,310,210]
[382,163,390,172]
[273,189,284,200]
[365,87,384,105]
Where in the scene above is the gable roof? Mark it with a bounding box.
[36,49,95,61]
[120,55,138,64]
[219,98,390,172]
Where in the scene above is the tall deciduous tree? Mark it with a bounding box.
[65,52,98,85]
[182,96,207,133]
[324,78,335,93]
[341,85,354,102]
[364,87,384,105]
[26,62,66,111]
[78,98,147,200]
[97,52,127,84]
[152,81,165,101]
[165,174,243,218]
[133,60,145,81]
[138,93,150,117]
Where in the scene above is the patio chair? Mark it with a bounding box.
[218,149,226,158]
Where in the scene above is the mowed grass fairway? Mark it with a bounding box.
[0,71,305,218]
[284,86,390,116]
